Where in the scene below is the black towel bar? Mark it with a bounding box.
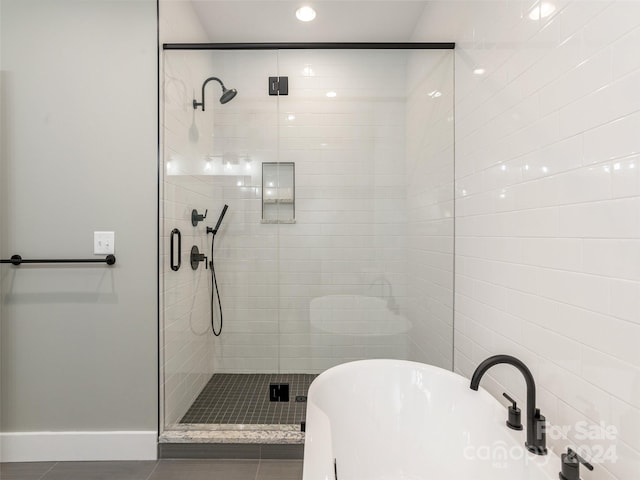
[0,254,116,266]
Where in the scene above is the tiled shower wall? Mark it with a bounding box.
[415,1,640,479]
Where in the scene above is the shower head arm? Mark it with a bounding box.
[193,76,226,111]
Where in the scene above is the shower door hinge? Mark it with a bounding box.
[269,383,290,402]
[268,76,288,96]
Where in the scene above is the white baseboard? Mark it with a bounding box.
[0,430,157,462]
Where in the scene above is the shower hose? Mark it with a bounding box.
[209,235,223,336]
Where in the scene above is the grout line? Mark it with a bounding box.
[143,460,162,480]
[38,461,58,480]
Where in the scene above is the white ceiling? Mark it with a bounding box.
[190,1,434,43]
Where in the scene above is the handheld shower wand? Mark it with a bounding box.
[206,205,229,336]
[207,204,228,236]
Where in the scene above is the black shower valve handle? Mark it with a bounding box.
[190,245,208,270]
[191,208,208,226]
[559,448,594,480]
[195,254,208,268]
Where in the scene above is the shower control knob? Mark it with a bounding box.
[191,209,208,226]
[190,245,208,270]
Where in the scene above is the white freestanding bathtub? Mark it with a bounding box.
[303,359,558,480]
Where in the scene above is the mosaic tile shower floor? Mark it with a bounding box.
[180,374,316,425]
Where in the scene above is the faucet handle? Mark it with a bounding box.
[502,392,523,431]
[559,448,594,480]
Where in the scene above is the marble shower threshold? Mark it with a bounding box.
[159,423,305,445]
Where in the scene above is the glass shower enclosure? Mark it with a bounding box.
[159,45,454,441]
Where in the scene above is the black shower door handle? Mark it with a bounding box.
[170,228,181,271]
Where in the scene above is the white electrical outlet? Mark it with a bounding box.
[94,231,115,254]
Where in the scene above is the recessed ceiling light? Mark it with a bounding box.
[428,90,442,98]
[326,91,337,98]
[296,6,316,22]
[473,68,486,75]
[528,2,555,20]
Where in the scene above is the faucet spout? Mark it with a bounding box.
[470,354,547,455]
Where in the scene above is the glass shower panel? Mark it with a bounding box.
[161,49,280,429]
[276,49,410,373]
[160,46,454,435]
[275,49,454,373]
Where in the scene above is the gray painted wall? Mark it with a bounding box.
[0,0,158,431]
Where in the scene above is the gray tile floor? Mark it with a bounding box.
[0,459,303,480]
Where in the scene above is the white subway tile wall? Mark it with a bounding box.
[415,1,640,479]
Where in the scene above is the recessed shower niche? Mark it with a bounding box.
[262,162,295,223]
[159,44,455,449]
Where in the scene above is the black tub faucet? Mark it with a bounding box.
[470,354,547,455]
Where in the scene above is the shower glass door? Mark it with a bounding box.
[160,46,454,435]
[161,49,281,429]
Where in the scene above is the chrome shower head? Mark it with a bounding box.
[193,76,238,111]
